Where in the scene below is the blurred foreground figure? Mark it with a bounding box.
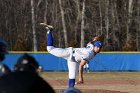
[0,54,55,93]
[0,38,11,77]
[63,87,82,93]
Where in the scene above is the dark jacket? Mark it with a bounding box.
[0,71,55,93]
[0,63,11,77]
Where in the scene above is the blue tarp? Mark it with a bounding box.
[3,53,140,71]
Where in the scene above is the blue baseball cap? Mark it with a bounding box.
[93,41,103,48]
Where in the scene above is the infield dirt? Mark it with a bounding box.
[40,72,140,93]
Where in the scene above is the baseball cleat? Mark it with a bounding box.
[40,23,54,31]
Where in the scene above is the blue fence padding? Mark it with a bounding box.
[89,53,140,71]
[3,53,68,71]
[2,53,140,71]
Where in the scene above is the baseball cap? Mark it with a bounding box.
[14,54,39,72]
[93,41,103,48]
[0,38,8,54]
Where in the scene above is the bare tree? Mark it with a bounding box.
[105,0,109,40]
[126,0,133,41]
[43,0,48,23]
[136,0,140,50]
[59,0,68,47]
[75,0,81,44]
[80,0,86,47]
[99,0,103,35]
[0,0,140,51]
[31,0,37,51]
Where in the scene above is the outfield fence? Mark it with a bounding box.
[3,51,140,71]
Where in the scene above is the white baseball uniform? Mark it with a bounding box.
[47,43,95,79]
[46,30,96,87]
